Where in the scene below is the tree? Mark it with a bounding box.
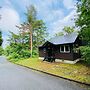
[76,0,90,65]
[0,46,3,55]
[80,46,90,65]
[25,5,48,56]
[32,20,47,49]
[26,5,37,24]
[76,0,90,45]
[55,32,64,36]
[16,5,37,57]
[0,8,3,46]
[0,30,3,56]
[8,31,20,45]
[5,31,30,59]
[5,5,48,59]
[0,7,2,20]
[0,8,3,56]
[0,30,3,46]
[54,26,76,37]
[63,26,75,34]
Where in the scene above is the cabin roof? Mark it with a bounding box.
[49,32,78,45]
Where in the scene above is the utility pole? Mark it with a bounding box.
[16,23,33,57]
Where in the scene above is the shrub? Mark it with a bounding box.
[4,46,13,56]
[4,43,39,60]
[20,49,31,58]
[32,49,38,57]
[0,46,4,55]
[4,45,31,60]
[80,46,90,65]
[11,52,20,59]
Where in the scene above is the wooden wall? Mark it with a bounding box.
[39,43,80,61]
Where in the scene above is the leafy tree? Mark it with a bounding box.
[55,32,64,36]
[4,30,30,60]
[25,5,48,54]
[8,31,20,45]
[54,26,76,37]
[5,5,48,59]
[76,0,90,45]
[26,5,37,24]
[76,0,90,65]
[80,46,90,65]
[0,46,4,55]
[32,20,47,50]
[0,7,2,20]
[63,26,75,34]
[0,30,3,46]
[0,8,3,56]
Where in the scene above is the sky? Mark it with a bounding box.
[0,0,77,48]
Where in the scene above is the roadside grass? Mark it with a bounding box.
[13,58,90,84]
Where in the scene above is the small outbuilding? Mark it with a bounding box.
[38,32,82,64]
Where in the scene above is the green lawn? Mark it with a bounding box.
[13,58,90,84]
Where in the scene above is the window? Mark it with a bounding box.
[60,46,64,52]
[65,45,70,52]
[60,45,70,53]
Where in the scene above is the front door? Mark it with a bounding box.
[47,46,52,58]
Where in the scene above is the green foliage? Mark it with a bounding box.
[8,31,20,44]
[5,5,48,60]
[54,26,75,37]
[63,26,75,34]
[32,20,48,49]
[26,5,37,23]
[55,32,64,36]
[0,30,3,46]
[20,49,31,58]
[76,0,90,65]
[32,49,38,58]
[9,53,20,59]
[80,46,90,65]
[4,45,14,56]
[26,5,48,50]
[4,44,31,60]
[25,5,48,55]
[76,0,90,45]
[0,46,4,55]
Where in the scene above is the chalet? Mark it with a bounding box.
[38,32,82,64]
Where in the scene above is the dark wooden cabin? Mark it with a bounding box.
[39,32,82,63]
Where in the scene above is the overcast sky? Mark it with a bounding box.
[0,0,77,48]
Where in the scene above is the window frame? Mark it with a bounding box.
[60,45,64,52]
[60,45,70,53]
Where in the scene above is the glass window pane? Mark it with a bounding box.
[61,46,64,51]
[65,46,70,52]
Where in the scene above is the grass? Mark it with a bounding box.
[13,58,90,84]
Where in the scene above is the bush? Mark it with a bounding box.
[0,46,4,55]
[4,46,13,56]
[80,46,90,65]
[32,49,38,58]
[4,45,31,60]
[4,44,39,60]
[20,49,31,58]
[11,52,20,59]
